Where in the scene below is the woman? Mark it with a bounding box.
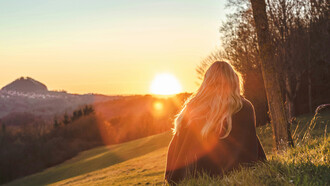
[165,61,266,184]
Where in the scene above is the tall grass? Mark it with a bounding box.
[178,112,330,186]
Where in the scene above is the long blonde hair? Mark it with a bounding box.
[174,61,243,139]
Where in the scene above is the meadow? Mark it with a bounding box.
[5,111,329,186]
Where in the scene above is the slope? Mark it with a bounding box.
[5,131,173,186]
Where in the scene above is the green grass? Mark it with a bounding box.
[5,112,330,186]
[5,131,173,186]
[179,137,329,186]
[179,111,330,186]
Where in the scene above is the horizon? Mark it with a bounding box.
[0,0,231,95]
[0,75,193,96]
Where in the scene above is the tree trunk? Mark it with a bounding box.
[250,0,293,151]
[284,73,293,120]
[307,15,313,113]
[284,73,297,121]
[307,67,312,112]
[285,90,295,148]
[286,95,295,121]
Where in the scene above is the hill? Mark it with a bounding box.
[0,77,116,119]
[5,131,173,186]
[1,77,48,93]
[5,112,329,185]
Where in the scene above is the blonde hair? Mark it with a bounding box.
[174,61,243,139]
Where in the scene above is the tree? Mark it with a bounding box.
[53,118,60,128]
[77,110,83,118]
[62,113,70,125]
[307,0,330,111]
[197,0,329,150]
[1,124,5,134]
[0,124,6,146]
[71,111,79,121]
[266,0,309,121]
[83,105,94,116]
[250,0,293,150]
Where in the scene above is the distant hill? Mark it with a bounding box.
[1,77,48,92]
[0,77,117,119]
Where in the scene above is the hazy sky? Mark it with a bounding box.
[0,0,230,95]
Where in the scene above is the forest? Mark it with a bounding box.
[197,0,329,147]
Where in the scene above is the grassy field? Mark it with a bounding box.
[5,132,172,186]
[5,111,329,186]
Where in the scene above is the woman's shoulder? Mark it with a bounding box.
[241,97,254,109]
[237,96,255,115]
[231,97,256,130]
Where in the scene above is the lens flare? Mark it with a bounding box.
[153,101,164,111]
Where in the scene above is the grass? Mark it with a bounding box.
[179,111,330,186]
[179,137,329,186]
[5,111,330,186]
[5,131,172,186]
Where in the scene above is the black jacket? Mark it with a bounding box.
[165,98,266,184]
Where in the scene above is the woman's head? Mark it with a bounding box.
[174,61,243,139]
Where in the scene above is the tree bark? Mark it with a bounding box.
[307,29,313,113]
[250,0,293,151]
[307,65,312,112]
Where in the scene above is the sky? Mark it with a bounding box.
[0,0,230,95]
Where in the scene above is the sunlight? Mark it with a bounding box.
[153,101,164,111]
[150,73,182,95]
[152,101,164,117]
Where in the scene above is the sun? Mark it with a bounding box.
[150,73,182,95]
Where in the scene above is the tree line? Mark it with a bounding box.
[53,105,94,128]
[197,0,329,150]
[0,105,101,184]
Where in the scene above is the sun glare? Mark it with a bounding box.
[153,101,164,110]
[150,73,182,95]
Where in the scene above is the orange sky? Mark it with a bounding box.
[0,0,229,95]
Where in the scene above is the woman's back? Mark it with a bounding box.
[165,98,266,184]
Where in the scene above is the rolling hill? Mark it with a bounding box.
[5,131,173,186]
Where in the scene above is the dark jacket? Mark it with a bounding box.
[165,98,266,184]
